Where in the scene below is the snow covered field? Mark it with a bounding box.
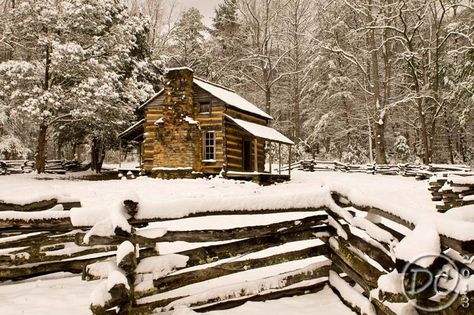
[0,171,436,314]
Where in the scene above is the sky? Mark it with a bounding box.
[163,0,224,26]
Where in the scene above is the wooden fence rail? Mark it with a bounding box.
[283,160,473,180]
[83,193,474,315]
[1,189,473,315]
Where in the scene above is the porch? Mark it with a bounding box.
[223,115,294,182]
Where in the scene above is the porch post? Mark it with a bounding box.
[288,145,292,177]
[278,143,282,175]
[254,138,258,172]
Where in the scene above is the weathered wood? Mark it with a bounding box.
[130,206,328,224]
[331,191,474,254]
[1,244,116,266]
[146,225,332,269]
[134,261,330,313]
[148,245,329,297]
[91,283,130,315]
[193,279,328,312]
[0,199,58,212]
[0,217,74,232]
[347,232,394,271]
[0,231,81,249]
[330,253,372,294]
[81,215,328,245]
[327,236,384,289]
[0,251,116,281]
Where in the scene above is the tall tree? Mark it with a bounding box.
[0,0,155,173]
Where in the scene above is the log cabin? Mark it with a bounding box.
[119,67,294,182]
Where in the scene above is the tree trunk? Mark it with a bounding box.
[91,137,105,174]
[367,1,387,164]
[35,124,47,173]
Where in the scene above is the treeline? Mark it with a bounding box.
[148,0,473,165]
[0,0,473,173]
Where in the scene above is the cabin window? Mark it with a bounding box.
[203,131,216,161]
[199,101,211,114]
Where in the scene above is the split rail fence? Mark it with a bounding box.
[1,192,473,315]
[283,160,473,180]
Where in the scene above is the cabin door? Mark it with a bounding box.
[242,140,252,171]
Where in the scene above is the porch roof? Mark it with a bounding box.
[225,115,294,145]
[118,119,144,142]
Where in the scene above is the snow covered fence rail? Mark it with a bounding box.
[83,207,335,314]
[80,185,474,315]
[326,190,474,315]
[429,175,474,212]
[286,160,472,179]
[0,199,139,282]
[0,159,90,175]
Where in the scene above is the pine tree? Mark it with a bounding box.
[0,0,156,173]
[170,7,207,69]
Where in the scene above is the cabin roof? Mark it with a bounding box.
[225,115,294,145]
[194,78,273,120]
[137,79,273,120]
[118,119,144,141]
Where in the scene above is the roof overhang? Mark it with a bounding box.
[225,115,294,145]
[138,89,164,111]
[118,119,144,142]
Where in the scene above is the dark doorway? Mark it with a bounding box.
[242,140,252,171]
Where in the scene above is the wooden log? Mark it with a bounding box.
[134,260,331,312]
[1,244,117,266]
[329,276,375,315]
[330,253,372,294]
[78,215,328,245]
[331,191,474,254]
[0,199,58,212]
[148,245,329,297]
[91,283,130,315]
[129,206,329,224]
[346,232,395,271]
[147,225,332,269]
[0,231,81,249]
[60,201,82,210]
[193,279,328,312]
[0,250,116,281]
[326,236,384,289]
[0,216,74,232]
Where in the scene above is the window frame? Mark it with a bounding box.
[198,101,212,115]
[203,131,216,162]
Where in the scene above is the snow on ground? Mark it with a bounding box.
[0,170,434,222]
[0,171,437,314]
[0,273,98,315]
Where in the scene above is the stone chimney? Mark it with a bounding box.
[149,67,201,177]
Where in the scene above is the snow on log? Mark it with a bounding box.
[154,260,331,311]
[394,222,440,268]
[149,245,329,297]
[90,270,130,314]
[136,254,189,281]
[329,270,377,315]
[83,260,118,281]
[116,241,136,274]
[83,212,132,244]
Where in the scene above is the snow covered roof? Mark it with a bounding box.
[194,78,273,120]
[118,119,145,140]
[138,89,164,110]
[166,66,194,73]
[225,115,294,145]
[136,77,273,120]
